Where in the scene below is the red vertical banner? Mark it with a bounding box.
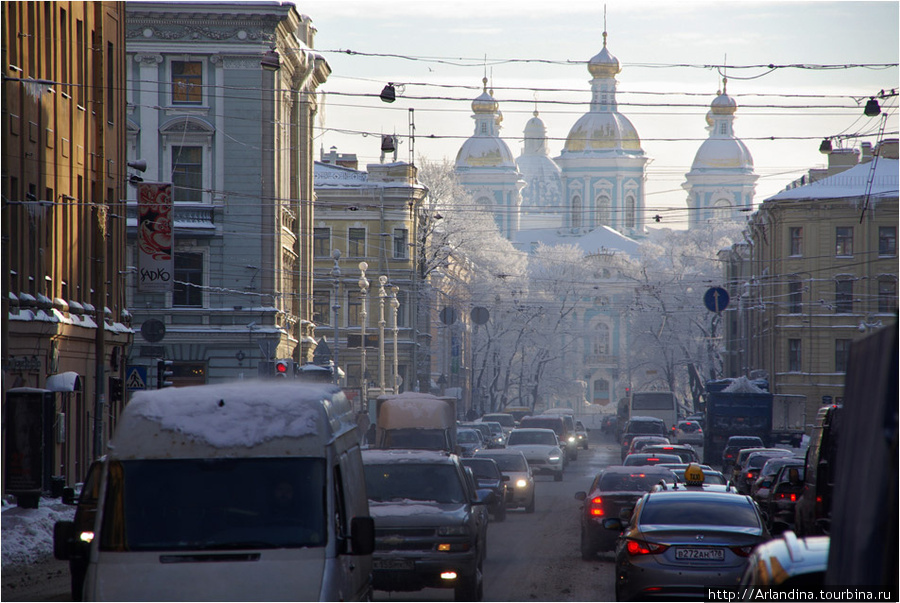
[137,182,174,293]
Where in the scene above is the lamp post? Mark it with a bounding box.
[358,262,370,409]
[390,285,400,394]
[331,249,341,385]
[377,275,388,394]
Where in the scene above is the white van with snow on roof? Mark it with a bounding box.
[53,381,375,602]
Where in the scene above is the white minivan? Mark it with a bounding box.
[54,381,375,602]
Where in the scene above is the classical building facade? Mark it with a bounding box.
[313,155,428,413]
[721,141,898,428]
[3,2,131,495]
[124,2,329,385]
[683,80,758,227]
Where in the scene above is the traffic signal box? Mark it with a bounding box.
[157,360,174,389]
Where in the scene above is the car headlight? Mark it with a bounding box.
[438,525,470,536]
[568,436,576,443]
[516,479,528,488]
[549,454,561,462]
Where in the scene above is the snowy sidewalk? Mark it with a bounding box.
[2,499,75,569]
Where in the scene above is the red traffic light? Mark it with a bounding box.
[275,361,288,374]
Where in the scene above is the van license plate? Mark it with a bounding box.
[675,547,724,561]
[374,558,415,570]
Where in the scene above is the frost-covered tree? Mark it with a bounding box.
[626,222,743,407]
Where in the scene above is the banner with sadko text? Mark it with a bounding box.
[137,182,174,293]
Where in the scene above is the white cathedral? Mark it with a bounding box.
[453,29,757,408]
[454,30,757,252]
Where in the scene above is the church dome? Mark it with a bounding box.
[456,137,517,168]
[524,111,547,139]
[588,33,620,78]
[472,77,498,114]
[710,86,737,116]
[563,111,642,153]
[691,137,754,171]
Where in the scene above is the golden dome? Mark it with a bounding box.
[588,32,620,78]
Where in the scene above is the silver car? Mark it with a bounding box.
[474,449,536,513]
[605,490,769,600]
[506,428,565,481]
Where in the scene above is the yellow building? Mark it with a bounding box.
[3,2,130,498]
[734,142,897,430]
[313,151,427,412]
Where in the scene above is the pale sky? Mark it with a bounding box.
[300,0,898,228]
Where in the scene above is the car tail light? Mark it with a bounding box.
[626,539,668,556]
[777,492,797,502]
[746,472,755,480]
[725,453,734,459]
[646,458,660,462]
[588,496,604,517]
[729,545,754,557]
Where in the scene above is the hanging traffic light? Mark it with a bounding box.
[157,359,174,389]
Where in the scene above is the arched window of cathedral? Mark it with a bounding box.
[597,195,611,226]
[572,195,583,228]
[593,322,610,355]
[713,198,732,222]
[592,378,610,406]
[625,195,636,228]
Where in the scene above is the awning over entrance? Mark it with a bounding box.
[45,372,82,392]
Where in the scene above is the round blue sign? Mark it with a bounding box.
[704,287,730,313]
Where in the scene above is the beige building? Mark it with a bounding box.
[3,2,131,497]
[722,141,898,430]
[313,151,428,413]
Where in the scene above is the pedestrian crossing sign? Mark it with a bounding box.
[126,366,148,390]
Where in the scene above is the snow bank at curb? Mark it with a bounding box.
[1,500,75,568]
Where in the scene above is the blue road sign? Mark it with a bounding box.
[126,366,148,390]
[704,287,730,313]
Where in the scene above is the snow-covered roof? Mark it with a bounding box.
[767,158,898,202]
[112,381,355,457]
[513,224,641,257]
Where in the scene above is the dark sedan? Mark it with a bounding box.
[575,466,676,560]
[462,457,509,522]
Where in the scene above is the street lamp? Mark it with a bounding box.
[390,285,400,394]
[331,249,341,385]
[378,276,388,394]
[358,262,370,409]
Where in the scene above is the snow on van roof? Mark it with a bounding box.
[123,381,347,449]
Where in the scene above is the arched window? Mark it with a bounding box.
[572,195,582,228]
[713,198,732,222]
[597,195,611,226]
[593,323,610,355]
[625,195,635,228]
[592,378,610,406]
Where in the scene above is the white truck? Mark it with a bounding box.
[374,392,458,453]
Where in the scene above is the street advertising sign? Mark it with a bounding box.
[137,182,174,292]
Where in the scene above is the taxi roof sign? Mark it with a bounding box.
[684,463,705,485]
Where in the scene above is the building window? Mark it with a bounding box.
[834,279,853,314]
[789,227,802,256]
[395,290,407,327]
[835,226,853,256]
[592,378,610,405]
[625,195,636,228]
[173,252,203,307]
[107,42,115,122]
[172,146,202,202]
[393,229,408,259]
[572,195,582,228]
[593,323,610,355]
[349,228,366,257]
[834,339,852,373]
[347,290,361,326]
[879,226,897,256]
[313,228,331,257]
[788,279,803,314]
[313,290,330,325]
[788,339,802,372]
[878,278,898,313]
[172,61,203,105]
[596,195,611,225]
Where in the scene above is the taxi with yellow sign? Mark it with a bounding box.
[650,463,738,494]
[604,464,769,600]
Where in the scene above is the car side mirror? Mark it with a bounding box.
[602,517,624,531]
[350,516,375,556]
[788,467,801,485]
[53,521,76,560]
[61,487,77,506]
[574,491,587,502]
[501,474,510,482]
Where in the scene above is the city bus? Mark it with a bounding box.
[629,391,678,432]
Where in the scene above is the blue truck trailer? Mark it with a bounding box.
[702,377,773,466]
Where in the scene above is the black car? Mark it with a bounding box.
[721,435,764,475]
[574,465,676,560]
[620,416,668,459]
[462,457,509,521]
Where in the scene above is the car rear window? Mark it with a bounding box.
[599,472,670,492]
[508,430,557,446]
[479,453,527,472]
[462,459,500,479]
[640,498,760,527]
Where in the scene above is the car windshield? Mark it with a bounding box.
[520,419,562,434]
[364,463,466,504]
[482,415,515,428]
[484,423,503,435]
[641,497,760,527]
[480,453,527,472]
[99,458,326,552]
[508,431,556,446]
[458,430,480,443]
[599,472,668,492]
[462,460,500,480]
